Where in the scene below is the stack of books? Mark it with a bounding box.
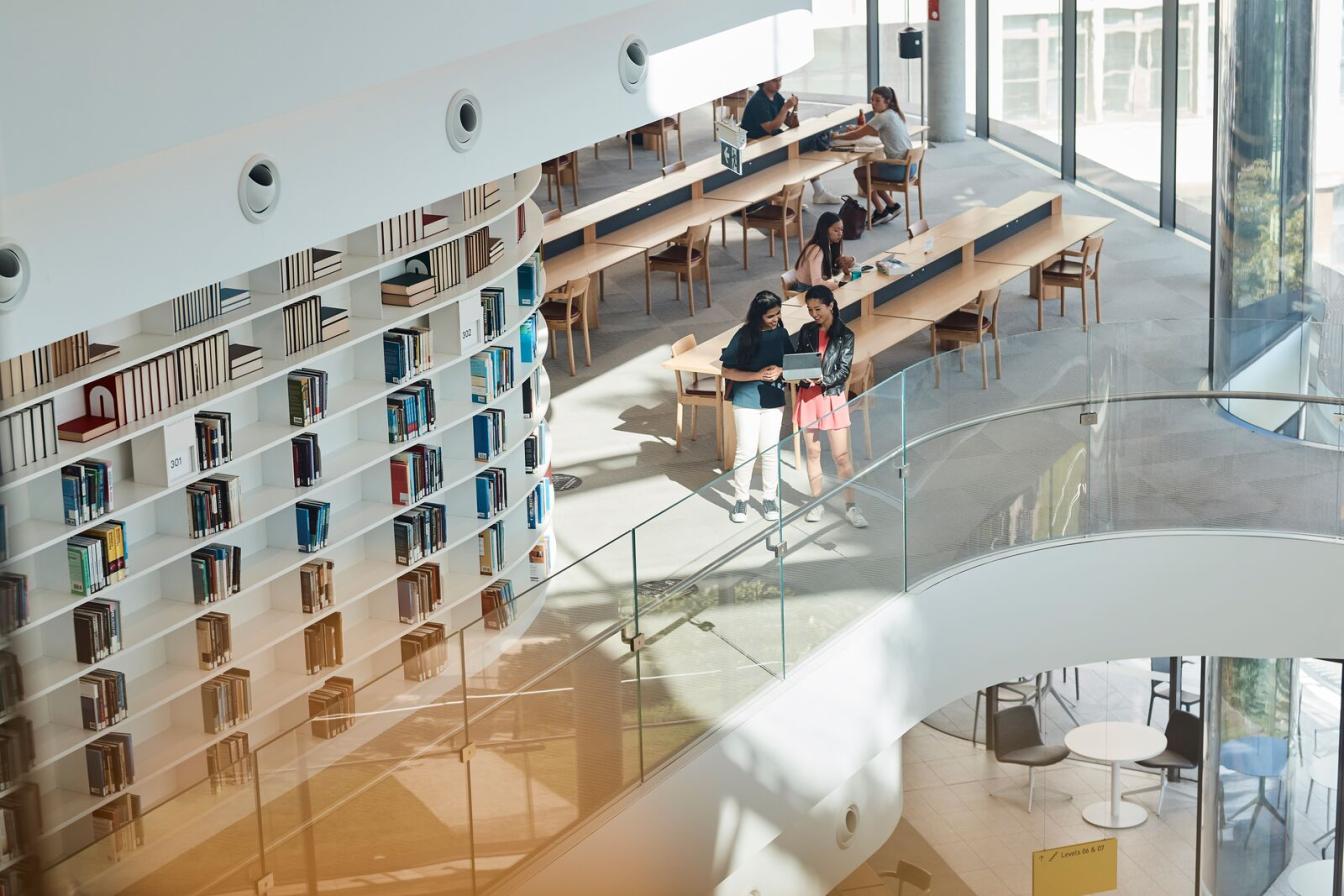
[164,283,223,333]
[85,732,134,796]
[302,614,343,675]
[0,400,57,473]
[0,331,116,400]
[392,502,447,566]
[527,477,554,530]
[472,408,506,461]
[80,669,128,731]
[91,793,143,860]
[61,460,112,526]
[477,521,504,575]
[481,287,507,340]
[220,287,252,316]
[186,474,242,538]
[400,623,448,681]
[299,559,335,613]
[73,598,123,663]
[390,445,443,506]
[463,227,493,277]
[228,343,263,380]
[377,210,423,255]
[380,272,436,308]
[481,579,517,630]
[206,733,251,794]
[319,306,349,343]
[475,467,507,520]
[295,501,331,553]
[287,369,328,426]
[518,313,537,363]
[408,243,461,293]
[517,251,543,307]
[0,720,34,790]
[291,433,321,487]
[470,346,514,404]
[530,534,552,582]
[195,411,234,470]
[488,237,504,267]
[281,295,323,355]
[462,181,500,218]
[308,676,356,739]
[195,612,232,670]
[0,574,27,635]
[422,209,449,238]
[387,380,436,443]
[0,654,22,713]
[312,247,343,281]
[396,564,442,624]
[200,668,252,734]
[190,543,241,604]
[67,521,128,596]
[383,326,433,384]
[524,419,549,474]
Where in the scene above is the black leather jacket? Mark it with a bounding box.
[794,321,855,397]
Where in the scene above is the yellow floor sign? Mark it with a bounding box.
[1032,837,1118,896]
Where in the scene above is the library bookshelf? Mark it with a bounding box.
[0,166,556,875]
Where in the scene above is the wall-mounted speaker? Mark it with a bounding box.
[836,802,860,849]
[0,244,30,310]
[446,90,483,153]
[899,27,923,59]
[619,36,649,93]
[238,156,281,222]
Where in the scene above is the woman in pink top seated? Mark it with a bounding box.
[794,212,856,290]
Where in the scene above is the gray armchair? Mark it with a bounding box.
[1126,709,1201,815]
[991,705,1071,812]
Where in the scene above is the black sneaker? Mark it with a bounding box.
[762,499,780,521]
[730,501,748,523]
[872,206,895,225]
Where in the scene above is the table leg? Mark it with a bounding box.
[1082,762,1149,828]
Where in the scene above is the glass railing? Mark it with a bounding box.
[42,319,1344,895]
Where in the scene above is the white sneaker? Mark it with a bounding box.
[811,188,843,205]
[845,506,869,529]
[805,504,824,523]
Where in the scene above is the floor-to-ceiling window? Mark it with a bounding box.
[1175,0,1216,238]
[988,0,1064,169]
[877,0,929,121]
[793,0,870,101]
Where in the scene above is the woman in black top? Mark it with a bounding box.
[792,285,867,528]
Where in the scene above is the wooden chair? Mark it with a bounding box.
[661,160,686,177]
[670,335,720,453]
[866,146,926,233]
[847,357,875,460]
[712,89,753,123]
[929,287,1002,389]
[646,223,713,316]
[779,270,806,301]
[540,276,592,376]
[1039,235,1104,330]
[877,860,932,894]
[540,151,579,212]
[741,180,806,271]
[626,114,684,169]
[907,218,930,240]
[541,208,561,225]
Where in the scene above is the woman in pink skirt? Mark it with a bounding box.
[792,285,868,527]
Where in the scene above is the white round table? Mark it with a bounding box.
[1288,859,1334,895]
[1064,721,1167,829]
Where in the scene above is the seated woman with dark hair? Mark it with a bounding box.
[833,85,915,225]
[794,212,856,290]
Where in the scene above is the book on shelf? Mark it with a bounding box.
[219,287,252,315]
[308,676,355,739]
[206,732,252,793]
[477,521,504,576]
[481,579,517,630]
[462,181,500,218]
[57,414,117,444]
[475,467,507,520]
[186,474,242,538]
[522,368,539,418]
[421,210,449,238]
[524,419,549,474]
[281,295,323,356]
[517,250,543,306]
[79,669,128,731]
[480,287,507,341]
[377,210,423,256]
[401,622,448,681]
[258,248,317,293]
[88,342,121,364]
[387,379,436,443]
[311,247,343,280]
[380,272,436,308]
[0,574,27,635]
[195,410,234,471]
[0,719,34,791]
[392,503,447,566]
[299,559,335,614]
[61,459,113,525]
[228,343,263,381]
[396,563,442,624]
[0,654,23,714]
[527,476,554,530]
[92,792,145,860]
[191,543,241,604]
[390,444,443,506]
[73,598,123,663]
[287,368,328,426]
[470,346,514,404]
[383,326,433,384]
[67,520,128,596]
[0,331,100,400]
[196,612,233,671]
[517,203,527,240]
[291,433,321,487]
[406,242,462,294]
[473,408,506,461]
[172,331,232,403]
[319,305,349,342]
[0,399,57,473]
[302,613,343,674]
[295,500,331,553]
[488,237,503,266]
[463,227,493,278]
[143,282,222,334]
[200,667,251,734]
[530,533,552,582]
[518,312,537,364]
[0,784,40,869]
[85,731,134,796]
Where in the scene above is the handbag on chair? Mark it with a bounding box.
[839,195,868,241]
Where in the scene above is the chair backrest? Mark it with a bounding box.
[1082,235,1104,275]
[670,334,698,395]
[893,860,932,892]
[780,270,802,296]
[1150,657,1171,678]
[904,146,926,184]
[662,160,686,177]
[992,705,1045,759]
[977,287,1001,330]
[542,209,562,224]
[780,179,807,209]
[555,276,590,314]
[907,218,930,240]
[1166,709,1203,765]
[686,222,713,252]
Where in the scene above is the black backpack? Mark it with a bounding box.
[839,195,867,241]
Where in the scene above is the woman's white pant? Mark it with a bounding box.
[730,406,784,502]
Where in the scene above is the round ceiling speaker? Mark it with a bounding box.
[835,802,860,849]
[619,36,649,93]
[446,90,483,153]
[239,156,280,222]
[0,244,30,310]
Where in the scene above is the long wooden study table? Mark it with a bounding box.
[663,189,1114,465]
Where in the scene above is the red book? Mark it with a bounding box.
[58,414,117,443]
[390,459,410,505]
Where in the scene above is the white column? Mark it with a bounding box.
[927,0,967,142]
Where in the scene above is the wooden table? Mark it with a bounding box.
[871,259,1029,322]
[703,157,839,204]
[598,197,749,251]
[976,213,1113,298]
[540,242,644,325]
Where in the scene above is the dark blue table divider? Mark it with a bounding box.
[869,249,964,312]
[595,186,695,239]
[973,201,1053,254]
[543,231,584,258]
[702,146,790,192]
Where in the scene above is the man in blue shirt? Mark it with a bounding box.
[737,78,842,205]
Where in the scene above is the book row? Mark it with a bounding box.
[383,327,432,385]
[475,467,508,520]
[81,669,128,732]
[292,433,321,488]
[376,208,447,257]
[74,598,123,664]
[478,521,504,576]
[480,579,517,630]
[62,459,113,526]
[196,410,234,471]
[407,242,462,296]
[0,719,34,792]
[393,503,447,567]
[186,474,242,539]
[196,611,233,671]
[303,614,343,675]
[309,676,355,739]
[86,731,134,796]
[527,478,554,530]
[0,574,27,636]
[280,295,324,357]
[400,622,448,681]
[463,227,502,279]
[288,368,329,427]
[191,543,242,605]
[473,408,507,461]
[299,559,335,614]
[0,331,119,401]
[206,732,252,794]
[461,181,500,219]
[0,400,57,473]
[68,520,128,597]
[396,563,442,624]
[92,792,144,861]
[296,500,331,553]
[387,380,436,443]
[149,283,251,334]
[266,247,343,294]
[201,667,252,734]
[471,346,514,404]
[390,444,442,507]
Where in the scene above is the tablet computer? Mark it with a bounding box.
[782,352,823,382]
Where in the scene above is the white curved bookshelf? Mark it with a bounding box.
[0,168,558,870]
